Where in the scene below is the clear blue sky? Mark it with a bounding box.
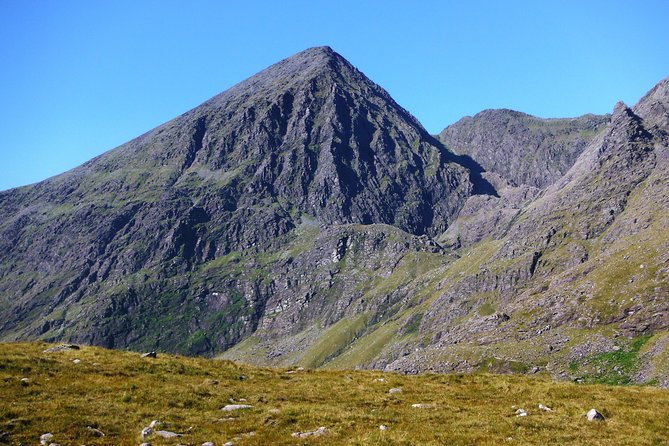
[1,0,668,191]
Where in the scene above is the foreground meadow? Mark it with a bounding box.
[1,342,668,445]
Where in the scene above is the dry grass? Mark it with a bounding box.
[1,342,669,445]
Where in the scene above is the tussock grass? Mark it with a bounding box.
[1,342,669,445]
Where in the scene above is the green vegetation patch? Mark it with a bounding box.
[478,356,529,374]
[297,313,369,368]
[572,336,651,385]
[325,320,400,369]
[477,302,496,317]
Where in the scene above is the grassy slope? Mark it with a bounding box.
[2,343,669,445]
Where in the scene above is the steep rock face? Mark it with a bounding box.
[439,172,540,249]
[379,78,669,383]
[439,110,610,188]
[0,47,474,354]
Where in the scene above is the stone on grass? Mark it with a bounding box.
[141,351,157,358]
[223,442,234,446]
[586,408,604,421]
[140,427,152,438]
[40,433,54,445]
[86,426,105,436]
[388,388,402,394]
[155,430,182,438]
[20,377,29,386]
[538,404,553,412]
[202,442,215,446]
[291,427,327,438]
[222,404,252,411]
[374,378,386,382]
[139,443,152,446]
[148,420,161,428]
[411,403,436,409]
[44,344,79,353]
[72,359,81,364]
[379,425,388,431]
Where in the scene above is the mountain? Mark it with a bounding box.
[379,78,669,385]
[0,47,474,354]
[226,76,669,386]
[439,110,610,188]
[1,47,668,386]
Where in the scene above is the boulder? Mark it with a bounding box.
[222,404,252,411]
[586,408,604,421]
[43,344,80,353]
[154,430,182,438]
[86,426,105,436]
[411,403,436,409]
[291,427,327,438]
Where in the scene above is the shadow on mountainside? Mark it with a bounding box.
[427,133,499,197]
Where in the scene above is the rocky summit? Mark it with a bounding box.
[1,47,668,386]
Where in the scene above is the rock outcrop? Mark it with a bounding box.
[439,109,610,188]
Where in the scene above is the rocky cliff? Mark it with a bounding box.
[439,110,610,188]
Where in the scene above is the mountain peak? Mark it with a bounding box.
[295,45,336,56]
[205,46,356,109]
[633,76,669,128]
[276,45,341,69]
[613,100,629,115]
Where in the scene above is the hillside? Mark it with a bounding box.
[2,342,669,445]
[0,47,668,386]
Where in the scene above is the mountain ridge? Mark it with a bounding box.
[1,47,668,385]
[439,109,611,188]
